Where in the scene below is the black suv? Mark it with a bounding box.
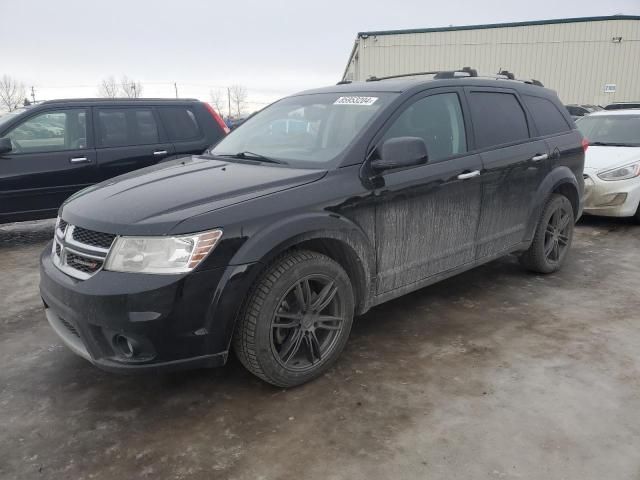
[0,98,228,223]
[40,74,585,387]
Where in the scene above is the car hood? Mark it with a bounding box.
[61,156,327,235]
[584,146,640,172]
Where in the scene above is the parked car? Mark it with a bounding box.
[565,104,601,119]
[40,74,585,387]
[604,102,640,110]
[576,110,640,221]
[0,98,229,223]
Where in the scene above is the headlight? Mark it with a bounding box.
[597,162,640,181]
[104,229,222,274]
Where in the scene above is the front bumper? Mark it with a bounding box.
[582,170,640,217]
[40,244,256,373]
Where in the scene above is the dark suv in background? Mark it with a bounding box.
[40,72,585,387]
[0,98,228,223]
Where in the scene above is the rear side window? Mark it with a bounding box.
[468,92,529,149]
[523,95,571,136]
[97,108,159,147]
[158,107,202,142]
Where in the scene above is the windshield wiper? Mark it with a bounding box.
[590,141,638,147]
[218,151,287,165]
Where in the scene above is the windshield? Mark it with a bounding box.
[0,108,27,129]
[211,92,396,167]
[577,114,640,146]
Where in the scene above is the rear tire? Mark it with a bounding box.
[233,250,354,388]
[520,194,575,274]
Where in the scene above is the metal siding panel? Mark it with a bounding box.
[351,19,640,104]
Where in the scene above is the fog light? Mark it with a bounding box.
[113,334,138,359]
[595,193,627,207]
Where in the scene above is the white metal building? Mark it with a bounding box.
[342,15,640,106]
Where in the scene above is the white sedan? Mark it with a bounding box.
[577,110,640,222]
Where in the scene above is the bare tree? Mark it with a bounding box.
[209,88,226,117]
[229,85,248,117]
[119,75,143,98]
[98,76,119,98]
[0,75,26,112]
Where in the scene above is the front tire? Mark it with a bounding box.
[520,194,575,273]
[233,250,354,388]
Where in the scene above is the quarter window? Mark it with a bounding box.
[97,108,159,147]
[382,93,467,162]
[158,107,202,142]
[523,95,572,136]
[468,92,529,149]
[6,109,87,154]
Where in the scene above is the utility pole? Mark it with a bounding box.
[174,82,178,98]
[227,87,231,119]
[30,86,36,104]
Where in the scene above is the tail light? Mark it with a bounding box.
[204,103,230,134]
[581,138,589,153]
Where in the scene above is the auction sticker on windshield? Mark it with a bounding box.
[334,96,378,106]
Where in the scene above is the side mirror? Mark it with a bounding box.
[0,137,12,155]
[371,137,428,171]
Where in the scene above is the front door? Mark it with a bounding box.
[370,90,483,294]
[0,108,96,221]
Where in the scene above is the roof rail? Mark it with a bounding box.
[41,97,200,104]
[366,67,544,87]
[367,67,478,82]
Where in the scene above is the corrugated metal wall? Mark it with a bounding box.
[344,19,640,105]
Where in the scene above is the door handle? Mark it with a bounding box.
[153,150,168,156]
[531,153,549,162]
[457,170,481,180]
[69,157,90,163]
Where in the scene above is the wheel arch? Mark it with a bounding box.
[230,213,376,315]
[525,167,581,241]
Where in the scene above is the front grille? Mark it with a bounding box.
[66,251,104,275]
[59,317,80,338]
[52,223,116,280]
[58,219,68,232]
[72,227,116,249]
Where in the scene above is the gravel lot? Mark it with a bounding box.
[1,217,639,480]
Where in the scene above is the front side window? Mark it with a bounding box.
[6,109,87,154]
[211,92,396,167]
[577,115,640,146]
[469,92,529,149]
[381,93,467,162]
[523,95,571,136]
[97,108,159,147]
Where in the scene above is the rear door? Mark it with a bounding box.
[465,87,549,259]
[94,106,175,182]
[0,107,96,221]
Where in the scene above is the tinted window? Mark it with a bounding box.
[566,106,586,116]
[469,92,529,149]
[382,93,467,162]
[97,108,159,147]
[158,107,202,142]
[524,95,571,136]
[6,109,87,154]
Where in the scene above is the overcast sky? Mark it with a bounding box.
[1,0,639,111]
